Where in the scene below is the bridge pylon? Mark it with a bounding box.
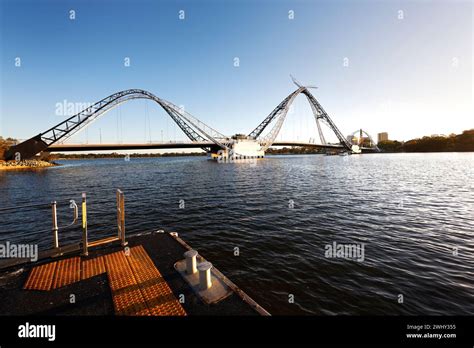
[248,79,352,153]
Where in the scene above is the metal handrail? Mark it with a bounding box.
[80,189,127,256]
[0,191,126,258]
[51,200,79,249]
[116,189,126,247]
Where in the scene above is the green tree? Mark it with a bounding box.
[377,140,403,152]
[454,129,474,151]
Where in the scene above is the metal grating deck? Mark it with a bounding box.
[51,257,81,289]
[104,249,151,316]
[81,256,106,280]
[23,261,58,291]
[23,245,186,316]
[127,246,187,316]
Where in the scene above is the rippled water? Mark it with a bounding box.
[1,153,473,315]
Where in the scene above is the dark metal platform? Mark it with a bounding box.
[0,231,269,316]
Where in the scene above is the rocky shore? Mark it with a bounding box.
[0,160,57,171]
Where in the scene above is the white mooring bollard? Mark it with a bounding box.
[198,261,213,290]
[184,250,198,275]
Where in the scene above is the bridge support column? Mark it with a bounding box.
[4,135,49,161]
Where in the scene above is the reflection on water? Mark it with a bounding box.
[0,153,473,315]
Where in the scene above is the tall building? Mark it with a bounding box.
[377,132,388,143]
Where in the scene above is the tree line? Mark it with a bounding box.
[0,137,17,159]
[377,129,474,152]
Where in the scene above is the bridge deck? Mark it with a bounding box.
[46,142,343,152]
[23,245,187,316]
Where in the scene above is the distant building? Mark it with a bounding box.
[377,132,389,143]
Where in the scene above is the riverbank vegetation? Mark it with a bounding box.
[0,136,16,159]
[266,146,324,155]
[378,129,474,153]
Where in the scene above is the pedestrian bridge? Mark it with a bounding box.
[5,78,379,160]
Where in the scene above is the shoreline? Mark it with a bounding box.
[0,160,58,171]
[1,151,473,170]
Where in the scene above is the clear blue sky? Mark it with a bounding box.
[1,0,472,144]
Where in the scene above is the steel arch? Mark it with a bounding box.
[249,87,352,152]
[5,89,231,160]
[349,129,380,151]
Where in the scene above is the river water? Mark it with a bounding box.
[0,153,473,315]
